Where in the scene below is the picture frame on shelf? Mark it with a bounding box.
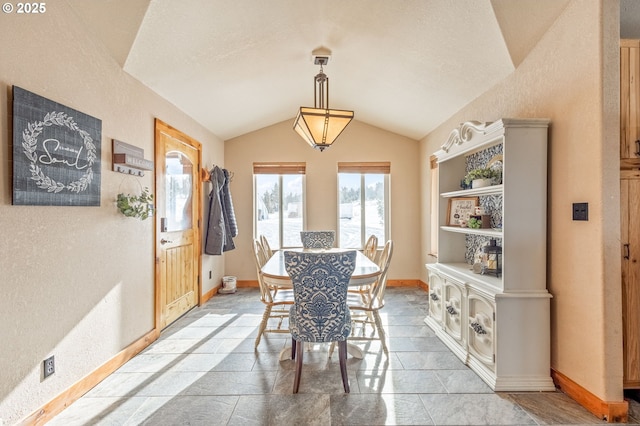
[447,197,479,226]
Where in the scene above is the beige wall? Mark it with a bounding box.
[224,119,421,283]
[420,0,622,402]
[0,0,625,422]
[0,4,224,423]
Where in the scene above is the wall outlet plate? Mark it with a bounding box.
[572,202,588,221]
[43,355,55,378]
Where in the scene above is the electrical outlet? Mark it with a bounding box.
[43,355,55,378]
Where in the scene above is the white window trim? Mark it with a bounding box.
[336,164,390,249]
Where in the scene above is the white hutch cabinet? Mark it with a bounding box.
[425,118,555,391]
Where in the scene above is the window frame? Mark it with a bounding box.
[337,162,390,249]
[429,155,438,258]
[253,162,306,249]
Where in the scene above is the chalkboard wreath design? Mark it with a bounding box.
[21,111,97,193]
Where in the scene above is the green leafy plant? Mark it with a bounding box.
[116,187,154,220]
[468,217,482,229]
[463,167,501,186]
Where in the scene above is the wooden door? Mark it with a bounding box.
[621,40,640,162]
[621,40,640,388]
[621,176,640,388]
[155,119,202,329]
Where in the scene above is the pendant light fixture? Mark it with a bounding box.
[293,52,354,151]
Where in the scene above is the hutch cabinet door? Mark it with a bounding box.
[443,278,466,345]
[428,270,444,326]
[621,40,640,161]
[467,292,495,370]
[621,177,640,388]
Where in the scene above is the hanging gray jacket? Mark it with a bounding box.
[222,168,238,238]
[204,166,236,254]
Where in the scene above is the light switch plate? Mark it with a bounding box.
[572,202,588,221]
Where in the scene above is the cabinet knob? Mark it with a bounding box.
[470,321,487,335]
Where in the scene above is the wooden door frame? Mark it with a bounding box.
[154,118,203,330]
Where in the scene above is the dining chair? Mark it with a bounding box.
[284,250,357,393]
[259,234,273,259]
[349,234,379,298]
[253,239,294,349]
[363,234,378,262]
[254,238,268,267]
[300,230,335,249]
[346,240,393,356]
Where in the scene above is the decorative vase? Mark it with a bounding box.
[472,178,492,189]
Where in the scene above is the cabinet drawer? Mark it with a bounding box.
[467,292,495,369]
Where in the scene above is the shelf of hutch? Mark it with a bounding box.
[440,226,502,238]
[426,118,554,391]
[441,184,503,198]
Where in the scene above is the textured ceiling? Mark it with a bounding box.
[68,0,578,141]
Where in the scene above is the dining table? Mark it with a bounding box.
[261,248,381,360]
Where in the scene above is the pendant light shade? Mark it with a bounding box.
[293,55,353,151]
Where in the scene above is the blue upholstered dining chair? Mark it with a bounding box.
[284,250,357,393]
[299,230,335,249]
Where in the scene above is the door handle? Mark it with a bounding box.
[160,238,173,245]
[635,140,640,157]
[624,243,630,260]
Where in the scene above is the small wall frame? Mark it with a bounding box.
[446,197,479,226]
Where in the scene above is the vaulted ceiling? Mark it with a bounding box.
[69,0,632,141]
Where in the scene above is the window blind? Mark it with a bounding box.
[337,161,390,174]
[253,162,306,174]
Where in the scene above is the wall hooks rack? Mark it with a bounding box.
[112,139,153,177]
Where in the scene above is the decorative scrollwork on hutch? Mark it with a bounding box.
[441,120,489,153]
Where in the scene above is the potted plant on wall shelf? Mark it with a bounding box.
[116,187,154,220]
[464,167,501,189]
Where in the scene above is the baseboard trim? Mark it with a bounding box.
[201,286,217,303]
[551,368,628,423]
[20,329,159,426]
[387,279,421,287]
[236,279,428,289]
[232,280,429,290]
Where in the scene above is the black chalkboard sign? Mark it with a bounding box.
[12,86,102,206]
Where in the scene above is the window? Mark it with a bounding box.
[253,162,305,249]
[429,155,438,257]
[337,162,390,249]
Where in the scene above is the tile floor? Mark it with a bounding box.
[49,287,640,425]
